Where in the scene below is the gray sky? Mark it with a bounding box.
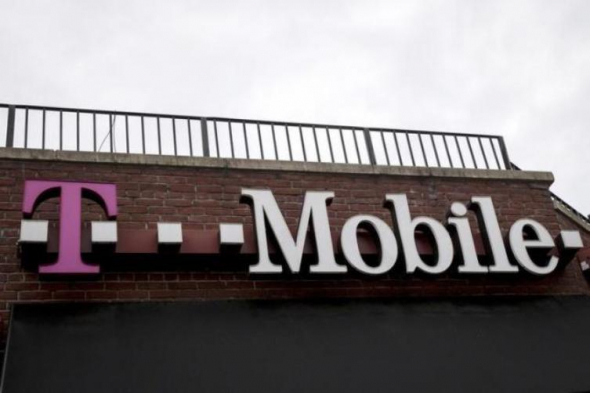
[1,0,589,215]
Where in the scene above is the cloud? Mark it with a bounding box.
[0,0,588,214]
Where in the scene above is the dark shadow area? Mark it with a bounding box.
[3,296,590,393]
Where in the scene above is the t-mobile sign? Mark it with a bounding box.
[20,180,584,276]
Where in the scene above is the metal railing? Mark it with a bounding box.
[0,103,511,170]
[551,192,590,227]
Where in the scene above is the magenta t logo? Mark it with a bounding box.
[22,180,117,274]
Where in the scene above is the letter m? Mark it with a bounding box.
[240,189,346,274]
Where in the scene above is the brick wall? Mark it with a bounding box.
[0,156,588,347]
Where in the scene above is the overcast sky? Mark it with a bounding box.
[1,0,589,215]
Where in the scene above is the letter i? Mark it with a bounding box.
[447,202,488,273]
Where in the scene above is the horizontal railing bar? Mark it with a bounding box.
[0,103,504,140]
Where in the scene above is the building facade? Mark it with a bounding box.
[0,104,589,392]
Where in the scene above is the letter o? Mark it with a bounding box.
[341,215,398,275]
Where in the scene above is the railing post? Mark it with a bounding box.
[498,136,511,170]
[6,105,15,148]
[200,118,209,157]
[363,128,377,165]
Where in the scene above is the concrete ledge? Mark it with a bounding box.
[0,148,554,183]
[554,200,590,233]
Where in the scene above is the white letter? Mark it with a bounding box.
[470,197,519,273]
[385,194,453,274]
[447,202,488,273]
[509,219,558,275]
[341,215,398,275]
[241,189,347,274]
